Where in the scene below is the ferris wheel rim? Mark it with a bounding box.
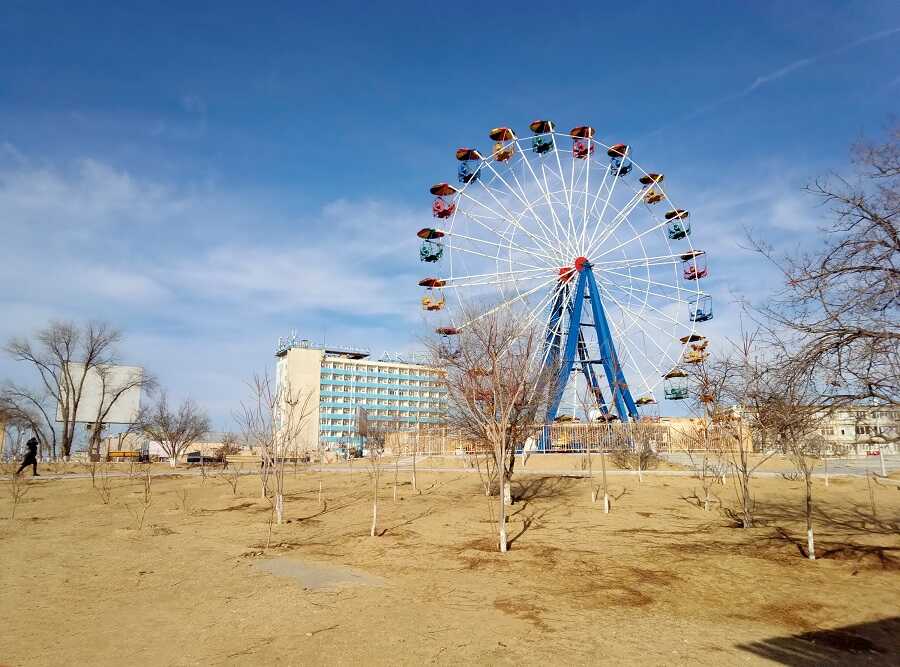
[426,125,707,402]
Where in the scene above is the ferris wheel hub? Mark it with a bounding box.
[558,256,591,283]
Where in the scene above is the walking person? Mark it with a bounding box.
[16,437,40,476]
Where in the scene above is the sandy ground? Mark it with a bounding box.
[2,464,899,666]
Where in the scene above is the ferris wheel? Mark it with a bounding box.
[416,121,713,422]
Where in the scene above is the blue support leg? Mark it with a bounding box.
[547,271,587,421]
[577,330,608,415]
[584,267,639,421]
[544,283,567,366]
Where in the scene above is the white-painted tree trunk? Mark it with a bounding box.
[275,493,284,525]
[318,480,323,506]
[370,466,379,537]
[880,449,887,477]
[498,472,508,553]
[807,528,815,560]
[600,449,609,514]
[169,456,177,468]
[824,458,829,487]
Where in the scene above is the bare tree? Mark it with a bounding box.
[94,461,113,504]
[706,330,778,528]
[0,386,56,459]
[365,425,388,537]
[426,304,552,553]
[125,465,153,530]
[236,372,315,537]
[752,357,831,560]
[3,462,30,519]
[685,352,734,513]
[139,393,210,468]
[217,432,242,458]
[747,124,899,407]
[4,321,133,459]
[86,366,155,461]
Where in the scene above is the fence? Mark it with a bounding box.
[382,421,753,456]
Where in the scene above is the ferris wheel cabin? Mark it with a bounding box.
[681,250,708,280]
[665,209,691,240]
[663,369,689,400]
[489,127,516,162]
[456,148,481,183]
[430,182,457,219]
[417,227,445,263]
[529,119,555,154]
[608,144,633,176]
[680,334,709,365]
[570,126,595,159]
[418,277,446,312]
[690,293,713,322]
[639,173,666,205]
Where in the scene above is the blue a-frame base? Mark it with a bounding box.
[543,260,639,429]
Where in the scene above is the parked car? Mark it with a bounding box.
[186,451,223,465]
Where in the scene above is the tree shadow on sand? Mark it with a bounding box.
[736,616,900,666]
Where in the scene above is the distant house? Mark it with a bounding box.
[815,405,899,455]
[99,431,243,462]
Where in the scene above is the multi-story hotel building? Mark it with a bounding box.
[275,337,447,450]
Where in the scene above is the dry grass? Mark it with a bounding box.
[1,468,898,665]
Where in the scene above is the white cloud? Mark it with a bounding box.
[0,155,426,426]
[746,58,815,93]
[0,150,834,425]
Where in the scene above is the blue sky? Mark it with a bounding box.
[1,1,899,427]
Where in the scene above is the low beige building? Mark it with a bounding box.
[816,405,899,455]
[98,432,237,462]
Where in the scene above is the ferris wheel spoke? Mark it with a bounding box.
[440,267,558,289]
[594,215,670,260]
[586,186,648,257]
[593,253,682,271]
[517,150,569,248]
[577,154,593,257]
[455,274,562,330]
[525,284,571,403]
[568,149,580,245]
[477,158,566,257]
[448,236,555,271]
[589,139,626,256]
[599,284,681,371]
[601,280,694,306]
[513,285,559,343]
[602,282,686,327]
[599,267,696,297]
[578,154,591,255]
[581,161,610,256]
[465,174,562,258]
[602,315,656,397]
[600,284,682,357]
[550,135,579,253]
[505,151,567,252]
[455,210,559,265]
